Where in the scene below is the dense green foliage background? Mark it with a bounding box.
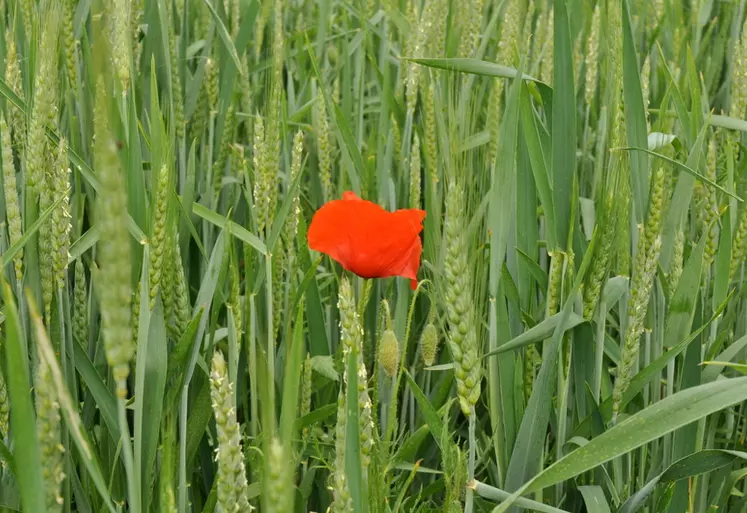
[3,0,747,512]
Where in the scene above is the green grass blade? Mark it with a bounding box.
[402,370,445,455]
[498,377,747,510]
[191,202,267,254]
[617,146,741,201]
[520,85,556,249]
[405,57,543,83]
[551,0,577,250]
[619,450,747,513]
[483,312,586,357]
[472,480,571,513]
[71,341,120,441]
[279,302,305,445]
[577,486,612,513]
[27,293,117,513]
[202,0,243,73]
[622,0,650,222]
[134,298,168,512]
[1,283,46,513]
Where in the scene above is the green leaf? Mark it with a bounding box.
[202,0,243,74]
[134,297,168,512]
[520,86,556,249]
[498,377,747,512]
[2,284,46,513]
[296,215,329,358]
[620,450,747,513]
[345,333,365,511]
[279,303,306,445]
[472,480,571,513]
[191,202,267,254]
[483,311,586,357]
[27,292,117,513]
[578,486,612,513]
[488,51,522,297]
[185,367,214,466]
[179,230,227,510]
[310,355,339,381]
[402,370,445,456]
[294,403,337,431]
[404,57,542,83]
[72,341,120,441]
[664,225,708,352]
[622,0,650,222]
[165,309,206,412]
[551,0,577,250]
[504,220,598,494]
[617,146,741,201]
[573,290,730,438]
[710,113,747,132]
[1,195,65,269]
[702,333,747,382]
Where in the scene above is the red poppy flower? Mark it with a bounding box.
[308,192,426,289]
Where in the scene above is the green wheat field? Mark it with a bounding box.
[4,0,747,511]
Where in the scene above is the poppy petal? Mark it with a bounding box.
[342,191,362,201]
[307,200,357,270]
[368,209,424,279]
[308,192,426,285]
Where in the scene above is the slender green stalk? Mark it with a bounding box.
[118,397,140,513]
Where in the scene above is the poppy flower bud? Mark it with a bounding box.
[420,322,439,367]
[378,329,400,377]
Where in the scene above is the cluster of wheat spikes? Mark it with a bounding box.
[5,0,747,511]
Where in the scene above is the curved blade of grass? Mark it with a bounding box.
[2,195,65,268]
[68,226,100,264]
[502,377,747,513]
[471,480,571,513]
[202,0,243,73]
[26,292,117,513]
[483,311,586,357]
[488,53,522,297]
[702,333,747,382]
[520,85,556,249]
[573,288,730,438]
[1,283,45,513]
[402,369,444,455]
[71,342,120,441]
[404,57,542,83]
[294,403,337,431]
[710,114,747,132]
[192,202,267,254]
[660,119,709,267]
[616,146,741,201]
[620,450,747,513]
